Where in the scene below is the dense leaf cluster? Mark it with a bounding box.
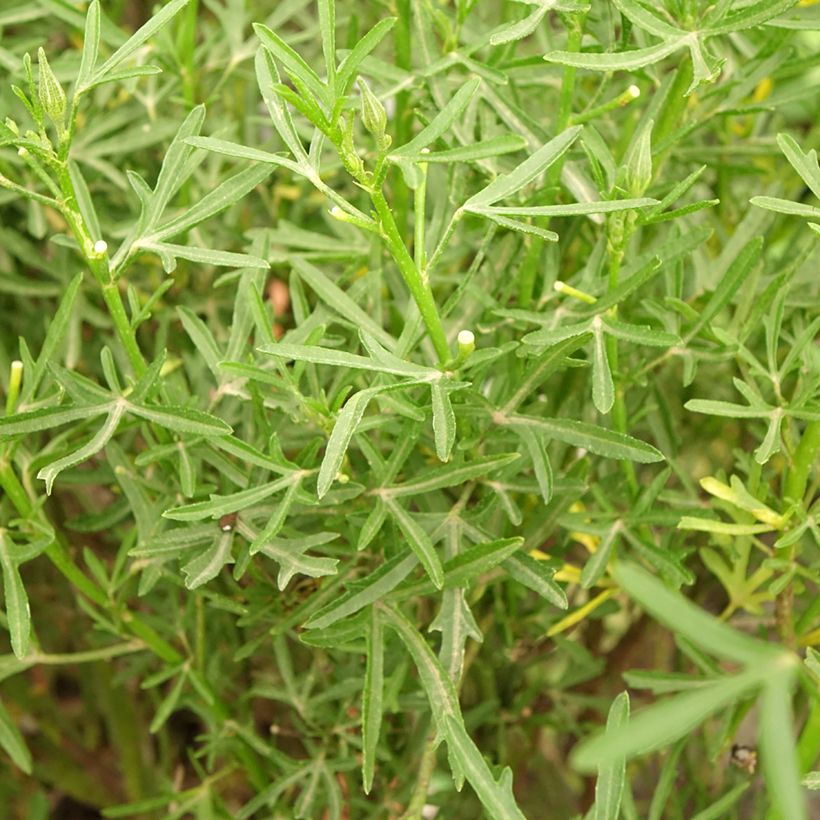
[0,1,818,817]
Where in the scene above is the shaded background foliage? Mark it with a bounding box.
[0,1,818,818]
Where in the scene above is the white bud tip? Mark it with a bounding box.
[10,360,23,373]
[17,147,26,156]
[628,85,641,99]
[457,330,475,346]
[420,147,431,155]
[330,206,343,217]
[93,240,108,254]
[554,280,566,291]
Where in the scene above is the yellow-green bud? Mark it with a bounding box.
[359,79,387,138]
[37,48,66,137]
[623,119,653,197]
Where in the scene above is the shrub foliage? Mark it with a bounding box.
[0,1,818,817]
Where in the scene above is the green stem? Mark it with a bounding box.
[0,173,59,208]
[556,13,585,134]
[102,282,146,377]
[414,160,428,272]
[0,458,32,515]
[606,236,638,495]
[55,163,147,377]
[653,59,693,172]
[784,420,820,505]
[425,209,462,278]
[401,730,438,819]
[776,420,819,651]
[27,641,145,665]
[371,189,449,365]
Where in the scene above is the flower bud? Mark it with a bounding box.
[37,48,66,137]
[359,79,387,139]
[457,329,475,358]
[623,119,653,197]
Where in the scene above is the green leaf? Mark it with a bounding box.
[255,47,309,164]
[83,65,163,91]
[611,0,686,39]
[380,604,460,719]
[684,399,770,419]
[390,78,480,160]
[475,198,656,218]
[591,323,614,414]
[90,0,191,89]
[502,553,567,608]
[704,0,800,36]
[178,307,222,378]
[143,105,206,232]
[442,715,527,820]
[254,23,328,106]
[776,133,820,199]
[318,389,374,499]
[148,165,272,243]
[690,784,751,820]
[464,127,582,208]
[444,538,523,587]
[518,427,553,504]
[749,196,820,221]
[0,402,110,436]
[384,499,444,589]
[0,533,30,659]
[430,564,483,684]
[76,0,100,92]
[759,674,806,820]
[507,415,664,462]
[0,697,32,773]
[260,343,432,379]
[22,272,83,403]
[677,517,773,535]
[581,523,620,589]
[623,670,715,694]
[248,480,302,555]
[602,319,681,347]
[490,5,549,45]
[181,532,234,589]
[290,257,397,352]
[38,403,126,494]
[382,605,526,820]
[185,136,302,174]
[386,453,520,497]
[687,238,762,339]
[502,334,592,414]
[163,475,296,521]
[573,669,762,771]
[336,18,397,93]
[594,691,630,820]
[128,403,232,437]
[396,135,527,165]
[431,383,456,462]
[545,38,687,72]
[483,214,559,241]
[362,607,383,794]
[149,668,188,732]
[612,562,780,664]
[317,0,336,86]
[304,552,418,630]
[758,407,786,464]
[144,242,269,272]
[254,534,340,590]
